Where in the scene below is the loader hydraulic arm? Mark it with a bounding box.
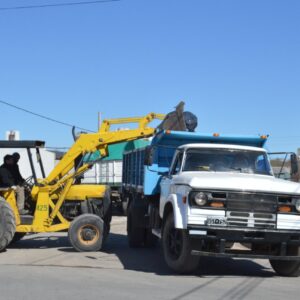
[43,113,165,185]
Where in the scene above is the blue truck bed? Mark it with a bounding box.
[122,130,268,196]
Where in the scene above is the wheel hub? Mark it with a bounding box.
[82,228,95,241]
[168,228,183,259]
[78,224,100,246]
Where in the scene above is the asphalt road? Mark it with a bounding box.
[0,217,299,300]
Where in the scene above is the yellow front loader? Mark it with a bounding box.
[0,111,167,252]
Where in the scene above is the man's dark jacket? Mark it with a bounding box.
[0,164,14,187]
[10,164,24,185]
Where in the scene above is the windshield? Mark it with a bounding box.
[182,148,273,176]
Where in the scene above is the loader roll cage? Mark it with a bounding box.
[0,140,46,185]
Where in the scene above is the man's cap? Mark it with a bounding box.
[12,152,20,160]
[4,154,14,162]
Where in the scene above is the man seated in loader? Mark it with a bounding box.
[0,154,28,215]
[11,152,25,186]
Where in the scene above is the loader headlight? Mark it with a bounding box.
[194,192,208,206]
[295,199,300,213]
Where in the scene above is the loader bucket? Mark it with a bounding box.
[157,101,198,132]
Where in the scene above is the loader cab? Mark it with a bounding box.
[0,140,46,221]
[0,140,46,186]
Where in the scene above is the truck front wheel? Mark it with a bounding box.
[162,213,199,274]
[269,246,300,277]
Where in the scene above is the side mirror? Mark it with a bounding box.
[291,153,299,175]
[144,146,154,166]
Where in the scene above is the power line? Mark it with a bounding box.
[0,99,94,132]
[0,0,120,11]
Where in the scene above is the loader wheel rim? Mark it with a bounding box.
[78,224,100,246]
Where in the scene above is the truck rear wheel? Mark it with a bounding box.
[162,213,199,274]
[68,214,104,252]
[127,203,145,247]
[103,202,112,243]
[122,199,128,216]
[145,229,158,247]
[270,246,300,277]
[0,198,16,252]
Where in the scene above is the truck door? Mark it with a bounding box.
[160,151,183,203]
[268,152,299,182]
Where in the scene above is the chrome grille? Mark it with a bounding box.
[226,211,276,229]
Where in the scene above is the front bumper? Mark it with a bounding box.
[188,226,300,260]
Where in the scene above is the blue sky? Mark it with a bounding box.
[0,0,299,152]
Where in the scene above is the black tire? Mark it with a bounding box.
[11,232,27,244]
[68,214,104,252]
[103,203,112,244]
[270,246,300,277]
[162,213,200,274]
[127,203,145,247]
[0,198,16,252]
[144,229,158,248]
[122,200,128,216]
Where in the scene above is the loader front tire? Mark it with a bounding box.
[68,214,104,252]
[0,198,16,252]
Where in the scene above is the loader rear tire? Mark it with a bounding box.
[68,214,104,252]
[0,198,16,252]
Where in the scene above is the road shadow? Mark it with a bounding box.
[8,231,274,277]
[102,233,274,277]
[195,256,273,277]
[102,233,172,275]
[8,234,70,249]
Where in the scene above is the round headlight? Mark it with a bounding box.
[194,192,208,206]
[295,199,300,213]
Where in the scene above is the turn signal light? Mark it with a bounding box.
[166,130,171,134]
[210,201,224,208]
[278,206,292,213]
[260,135,268,139]
[213,133,220,137]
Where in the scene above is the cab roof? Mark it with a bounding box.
[0,140,45,148]
[178,143,267,152]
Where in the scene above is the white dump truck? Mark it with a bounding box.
[123,130,300,276]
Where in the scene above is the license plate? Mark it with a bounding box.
[206,217,227,226]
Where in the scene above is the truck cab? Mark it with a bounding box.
[160,143,276,226]
[124,131,300,276]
